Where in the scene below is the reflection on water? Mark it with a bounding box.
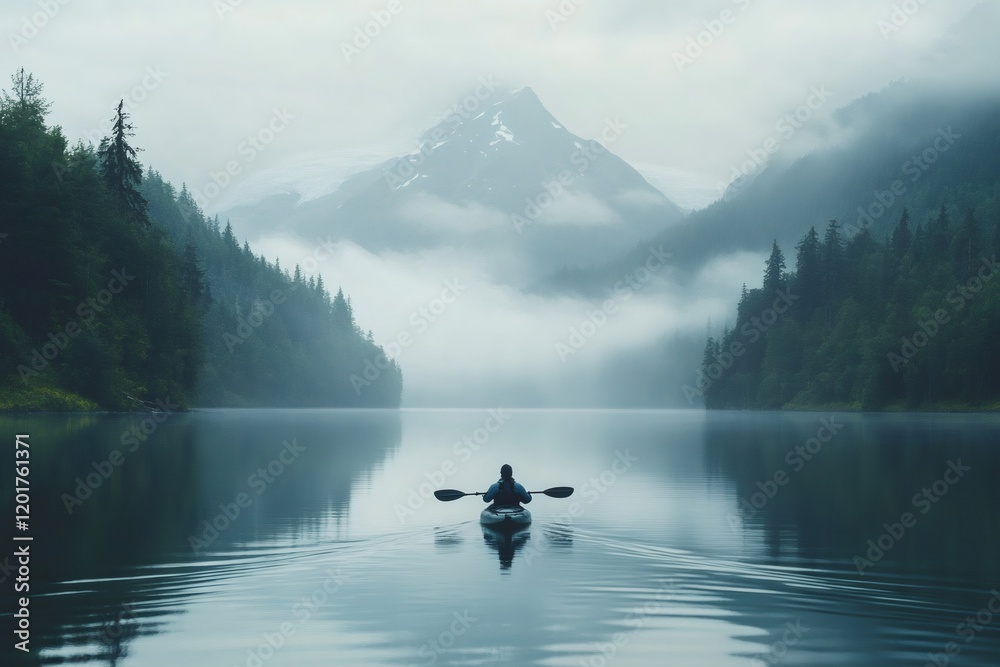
[1,409,998,666]
[703,412,1000,580]
[481,526,531,571]
[95,601,139,667]
[1,409,402,666]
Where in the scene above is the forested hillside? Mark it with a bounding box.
[0,70,401,410]
[699,207,1000,410]
[141,172,402,407]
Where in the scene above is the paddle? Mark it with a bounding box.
[434,486,574,502]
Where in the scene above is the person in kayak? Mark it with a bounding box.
[483,464,532,507]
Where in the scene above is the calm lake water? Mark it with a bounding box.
[2,408,1000,666]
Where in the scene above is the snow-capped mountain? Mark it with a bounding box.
[379,87,674,213]
[223,86,685,282]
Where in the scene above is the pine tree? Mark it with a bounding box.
[700,335,720,407]
[911,222,928,263]
[927,204,950,259]
[315,274,328,304]
[332,288,354,331]
[955,209,979,276]
[182,239,206,305]
[763,240,786,295]
[794,226,821,317]
[0,68,51,127]
[98,100,149,225]
[179,184,203,224]
[821,220,844,303]
[736,283,750,322]
[845,222,879,297]
[222,221,237,249]
[890,208,912,257]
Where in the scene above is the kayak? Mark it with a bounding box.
[480,505,531,529]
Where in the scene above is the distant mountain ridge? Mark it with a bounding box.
[536,0,1000,297]
[535,80,1000,296]
[223,86,685,283]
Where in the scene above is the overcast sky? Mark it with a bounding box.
[4,0,991,212]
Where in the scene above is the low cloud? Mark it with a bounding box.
[613,187,670,210]
[248,232,759,407]
[537,190,621,227]
[397,193,509,233]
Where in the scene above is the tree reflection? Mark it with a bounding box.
[97,601,139,667]
[703,412,1000,581]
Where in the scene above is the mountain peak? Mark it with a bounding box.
[366,83,683,243]
[506,85,538,101]
[417,84,562,152]
[493,86,549,116]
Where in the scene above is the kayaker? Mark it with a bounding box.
[483,464,532,507]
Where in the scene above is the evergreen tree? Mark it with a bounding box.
[927,204,951,259]
[890,208,912,258]
[701,336,720,407]
[911,222,928,263]
[763,240,786,295]
[793,226,821,317]
[844,222,879,296]
[821,219,844,303]
[222,221,237,250]
[315,274,329,306]
[182,239,206,306]
[736,284,750,321]
[955,209,980,276]
[331,288,355,331]
[0,68,51,127]
[97,100,149,225]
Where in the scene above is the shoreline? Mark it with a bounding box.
[709,402,1000,414]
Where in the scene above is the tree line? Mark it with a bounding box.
[699,205,1000,410]
[0,69,401,410]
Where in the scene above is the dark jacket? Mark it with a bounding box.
[483,478,531,505]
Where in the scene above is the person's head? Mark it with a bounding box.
[500,464,513,479]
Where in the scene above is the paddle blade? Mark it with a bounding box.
[539,486,574,498]
[433,489,469,502]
